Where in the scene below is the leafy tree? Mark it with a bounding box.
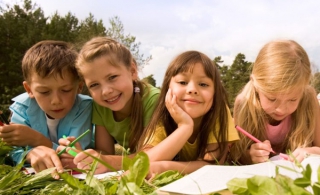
[0,0,151,105]
[75,13,106,48]
[224,53,251,110]
[142,74,156,87]
[0,0,47,104]
[106,16,152,69]
[44,12,79,42]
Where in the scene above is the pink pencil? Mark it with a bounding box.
[235,125,289,160]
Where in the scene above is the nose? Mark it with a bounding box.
[274,101,287,114]
[51,92,62,105]
[186,82,198,95]
[102,84,113,96]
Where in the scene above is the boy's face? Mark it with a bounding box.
[23,70,83,119]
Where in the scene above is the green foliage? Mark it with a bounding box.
[0,0,151,105]
[215,54,251,112]
[227,162,320,195]
[0,144,183,194]
[142,74,157,87]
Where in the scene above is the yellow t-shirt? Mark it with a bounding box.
[147,108,239,161]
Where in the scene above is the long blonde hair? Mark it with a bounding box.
[76,36,147,152]
[230,40,318,164]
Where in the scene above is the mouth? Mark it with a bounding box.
[105,94,121,103]
[52,109,64,113]
[183,99,201,104]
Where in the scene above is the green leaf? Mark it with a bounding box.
[59,172,87,190]
[227,177,250,195]
[247,175,280,195]
[85,160,105,195]
[151,170,183,187]
[304,164,312,180]
[275,174,310,195]
[294,178,311,188]
[123,152,150,187]
[312,183,320,195]
[117,182,146,195]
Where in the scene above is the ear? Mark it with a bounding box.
[23,81,35,98]
[130,62,138,80]
[77,81,84,94]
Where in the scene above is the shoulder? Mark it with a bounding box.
[11,93,31,105]
[143,84,160,97]
[75,94,92,106]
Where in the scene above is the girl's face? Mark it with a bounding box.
[169,63,214,119]
[258,87,304,121]
[80,56,138,117]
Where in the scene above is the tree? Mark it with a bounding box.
[0,0,47,104]
[106,16,152,69]
[75,13,106,49]
[0,0,151,105]
[224,53,251,110]
[44,12,79,42]
[142,74,156,87]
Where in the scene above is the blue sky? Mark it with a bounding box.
[2,0,320,86]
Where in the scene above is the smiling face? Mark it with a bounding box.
[257,87,303,121]
[169,62,214,119]
[79,56,138,117]
[23,70,82,119]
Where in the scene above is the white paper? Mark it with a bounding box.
[158,156,320,195]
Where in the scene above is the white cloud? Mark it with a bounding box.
[3,0,320,84]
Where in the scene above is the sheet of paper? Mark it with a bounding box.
[158,159,317,195]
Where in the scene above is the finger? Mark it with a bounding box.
[51,154,64,174]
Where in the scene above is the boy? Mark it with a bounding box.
[0,40,93,174]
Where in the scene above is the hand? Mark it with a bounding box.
[165,88,193,128]
[146,161,166,180]
[26,146,64,179]
[57,137,82,169]
[290,147,316,163]
[71,148,109,174]
[249,140,272,163]
[0,123,47,147]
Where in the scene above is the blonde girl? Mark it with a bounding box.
[139,51,239,175]
[59,37,160,173]
[230,40,320,165]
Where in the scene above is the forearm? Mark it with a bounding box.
[146,124,193,162]
[99,153,136,171]
[31,133,52,148]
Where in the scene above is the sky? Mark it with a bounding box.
[2,0,320,86]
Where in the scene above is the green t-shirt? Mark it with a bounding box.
[92,84,160,149]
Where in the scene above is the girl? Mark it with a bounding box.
[60,37,160,173]
[138,50,239,175]
[230,40,320,165]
